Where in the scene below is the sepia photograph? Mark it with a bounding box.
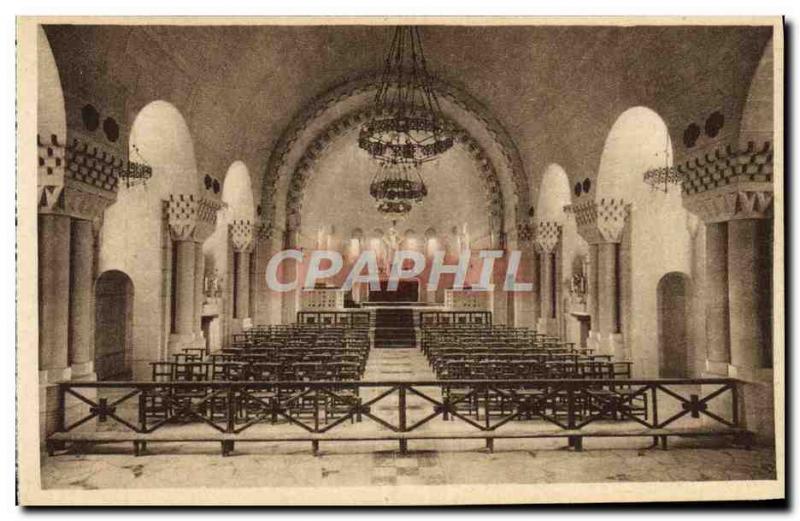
[15,15,784,506]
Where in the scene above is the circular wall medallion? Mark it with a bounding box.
[103,117,120,142]
[574,182,582,197]
[204,174,213,190]
[212,179,221,194]
[582,178,591,194]
[704,111,725,138]
[683,123,701,148]
[81,104,100,131]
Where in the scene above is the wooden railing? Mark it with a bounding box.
[419,311,493,327]
[296,311,371,327]
[47,378,750,456]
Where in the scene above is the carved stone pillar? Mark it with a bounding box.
[38,133,119,436]
[252,221,274,325]
[166,194,222,353]
[39,213,71,383]
[67,219,95,380]
[681,141,774,441]
[704,222,731,371]
[535,221,561,336]
[230,219,254,323]
[683,185,774,378]
[573,198,629,358]
[193,242,205,342]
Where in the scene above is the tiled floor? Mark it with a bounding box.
[41,347,778,489]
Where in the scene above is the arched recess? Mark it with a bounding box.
[738,37,774,148]
[260,75,529,250]
[36,25,68,224]
[534,163,585,336]
[98,100,200,378]
[37,27,66,145]
[657,272,692,378]
[594,106,693,376]
[94,270,134,380]
[219,161,256,323]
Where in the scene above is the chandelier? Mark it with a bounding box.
[643,132,682,192]
[369,162,427,219]
[359,26,454,166]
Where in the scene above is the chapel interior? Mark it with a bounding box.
[35,22,777,471]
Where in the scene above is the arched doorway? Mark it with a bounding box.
[94,271,134,380]
[657,272,691,378]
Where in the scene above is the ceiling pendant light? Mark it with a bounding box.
[369,161,427,220]
[359,26,454,166]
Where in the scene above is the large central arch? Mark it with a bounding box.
[260,75,530,247]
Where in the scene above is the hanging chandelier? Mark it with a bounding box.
[359,26,454,166]
[643,132,682,192]
[369,162,427,219]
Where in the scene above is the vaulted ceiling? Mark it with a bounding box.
[43,23,773,211]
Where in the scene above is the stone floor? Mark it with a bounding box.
[41,347,778,489]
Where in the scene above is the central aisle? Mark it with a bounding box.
[362,347,435,381]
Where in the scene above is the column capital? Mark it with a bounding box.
[683,187,774,223]
[230,219,255,253]
[573,198,630,244]
[535,221,561,253]
[255,219,274,243]
[38,135,119,222]
[166,193,223,242]
[681,141,774,223]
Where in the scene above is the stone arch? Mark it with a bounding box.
[222,161,255,222]
[127,100,200,198]
[738,37,774,148]
[536,163,572,224]
[590,106,692,376]
[534,163,580,336]
[37,26,67,210]
[94,270,134,380]
[260,75,528,245]
[596,106,673,204]
[98,100,201,377]
[281,110,505,244]
[656,272,692,377]
[37,27,66,146]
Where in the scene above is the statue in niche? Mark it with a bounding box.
[204,269,222,299]
[568,256,587,305]
[382,223,400,276]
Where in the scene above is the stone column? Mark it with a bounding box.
[728,218,772,371]
[535,221,561,335]
[531,250,542,323]
[235,250,251,319]
[166,194,222,354]
[174,239,196,338]
[704,222,731,370]
[682,143,774,442]
[193,242,205,342]
[541,252,554,319]
[597,242,619,336]
[573,198,628,357]
[38,133,119,438]
[230,219,255,327]
[39,213,72,382]
[588,243,599,331]
[67,218,95,380]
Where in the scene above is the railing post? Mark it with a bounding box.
[313,387,320,433]
[56,383,66,433]
[220,384,236,457]
[138,387,147,433]
[566,383,582,451]
[398,384,408,454]
[731,381,740,427]
[484,385,491,429]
